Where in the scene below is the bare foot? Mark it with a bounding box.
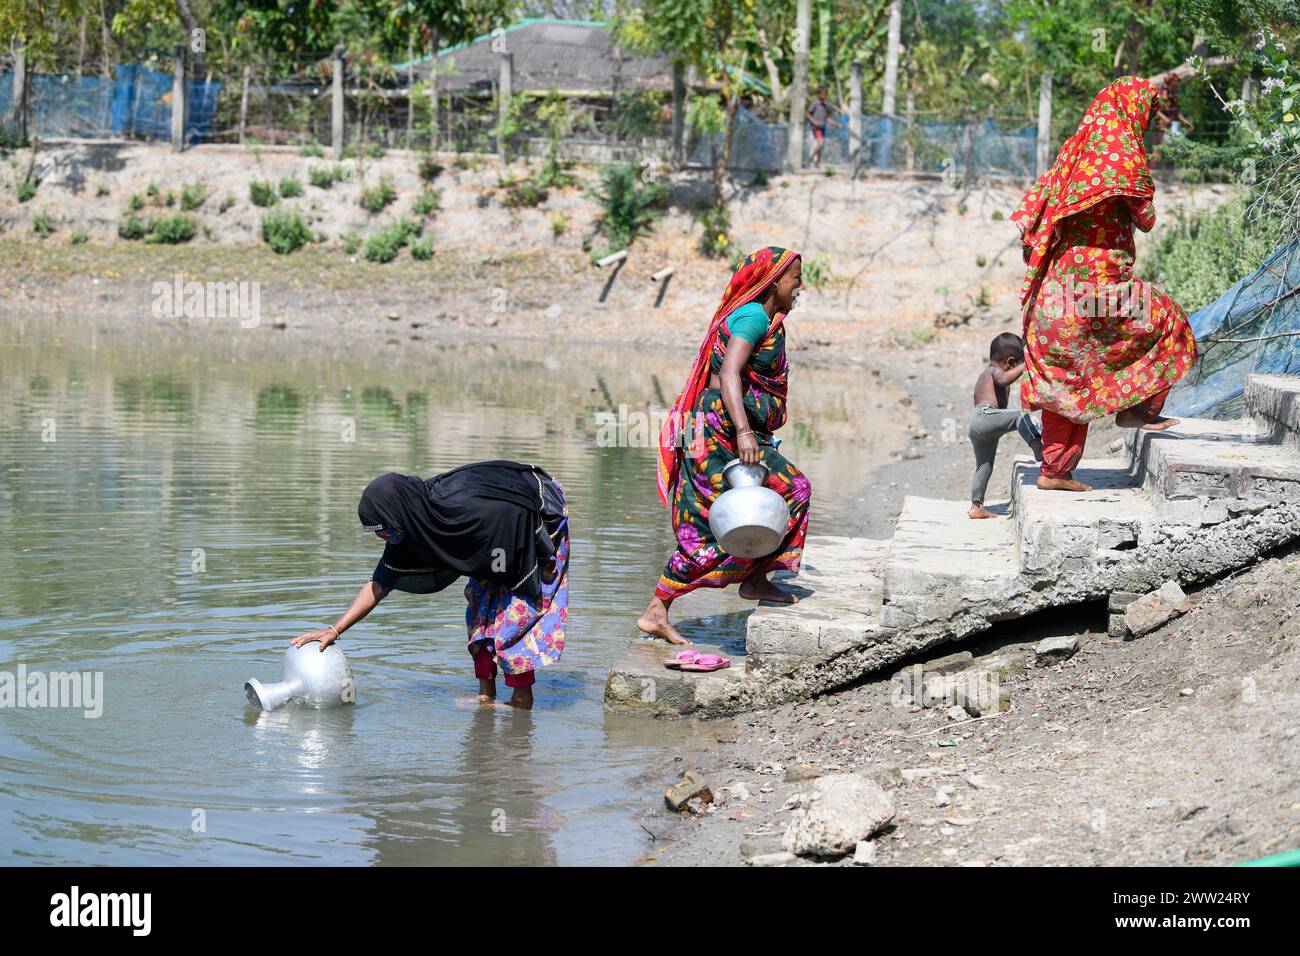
[506,687,533,709]
[1117,410,1180,431]
[637,598,692,645]
[969,504,994,519]
[738,574,800,604]
[1037,475,1092,492]
[476,678,496,702]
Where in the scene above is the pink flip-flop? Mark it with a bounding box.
[663,651,701,670]
[678,654,731,672]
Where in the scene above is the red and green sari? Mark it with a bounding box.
[653,247,812,600]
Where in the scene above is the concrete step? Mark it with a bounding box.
[1126,416,1300,523]
[1244,373,1300,451]
[1012,457,1155,577]
[880,496,1022,640]
[605,632,749,719]
[745,535,890,677]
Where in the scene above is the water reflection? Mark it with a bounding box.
[0,316,907,865]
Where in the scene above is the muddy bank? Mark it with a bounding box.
[640,542,1300,866]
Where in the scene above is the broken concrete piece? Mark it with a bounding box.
[1124,581,1191,637]
[664,770,713,812]
[782,773,896,857]
[1108,613,1129,638]
[1108,590,1143,613]
[853,840,877,865]
[1035,635,1079,664]
[747,851,797,867]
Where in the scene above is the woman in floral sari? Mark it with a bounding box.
[1010,75,1197,491]
[637,247,812,646]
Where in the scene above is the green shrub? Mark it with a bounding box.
[1141,197,1284,313]
[163,191,176,207]
[308,165,334,189]
[340,231,361,255]
[279,176,303,198]
[144,213,197,244]
[360,178,397,213]
[413,188,441,216]
[417,153,444,181]
[504,180,548,208]
[16,179,36,202]
[363,218,421,263]
[593,162,666,251]
[300,143,326,158]
[802,253,833,287]
[31,211,54,238]
[69,228,89,244]
[475,193,491,208]
[118,213,147,240]
[551,213,568,236]
[180,182,207,211]
[411,235,434,261]
[146,182,160,199]
[96,183,110,197]
[260,208,311,254]
[218,194,236,214]
[249,180,279,207]
[332,163,355,184]
[696,203,733,259]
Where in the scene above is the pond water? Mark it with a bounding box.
[0,317,904,865]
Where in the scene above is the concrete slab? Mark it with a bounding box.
[881,497,1018,627]
[1245,374,1300,449]
[745,535,891,677]
[1011,457,1156,575]
[604,637,749,718]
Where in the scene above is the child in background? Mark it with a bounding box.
[969,332,1043,519]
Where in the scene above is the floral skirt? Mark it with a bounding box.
[1022,255,1197,423]
[656,389,811,600]
[464,483,568,677]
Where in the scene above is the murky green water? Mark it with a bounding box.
[0,317,903,865]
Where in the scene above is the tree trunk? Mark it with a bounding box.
[671,59,685,169]
[406,32,414,149]
[430,28,440,150]
[756,28,783,110]
[1036,71,1053,176]
[882,0,901,115]
[786,0,811,171]
[716,88,739,205]
[172,0,205,77]
[77,15,87,78]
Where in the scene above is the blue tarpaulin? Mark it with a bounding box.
[1170,240,1300,419]
[0,65,220,143]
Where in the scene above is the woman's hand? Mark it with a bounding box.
[737,430,761,465]
[291,627,338,651]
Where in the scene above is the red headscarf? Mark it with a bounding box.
[655,246,800,507]
[1010,76,1160,310]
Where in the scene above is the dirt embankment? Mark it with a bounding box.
[0,141,1232,361]
[639,538,1300,867]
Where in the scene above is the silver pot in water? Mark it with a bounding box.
[707,459,791,559]
[245,643,356,710]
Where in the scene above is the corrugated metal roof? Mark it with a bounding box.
[411,19,672,94]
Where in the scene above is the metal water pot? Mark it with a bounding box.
[244,644,356,710]
[708,459,790,559]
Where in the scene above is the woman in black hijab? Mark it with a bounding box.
[292,460,569,709]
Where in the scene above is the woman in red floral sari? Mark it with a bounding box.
[637,247,811,646]
[1010,75,1197,491]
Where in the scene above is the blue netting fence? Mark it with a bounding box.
[0,65,220,144]
[1170,239,1300,419]
[686,107,1037,177]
